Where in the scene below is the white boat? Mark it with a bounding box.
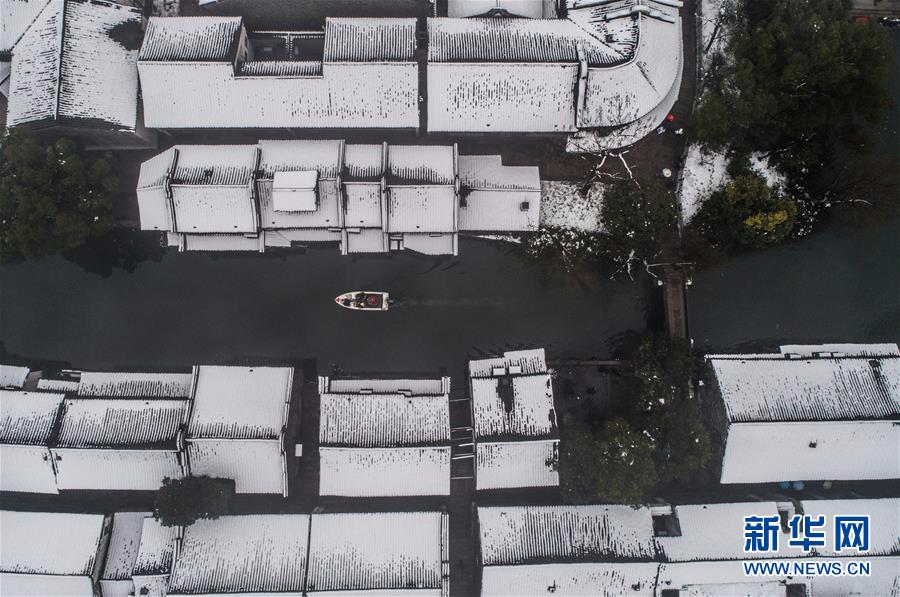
[335,291,390,311]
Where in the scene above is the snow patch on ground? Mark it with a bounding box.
[749,152,786,189]
[679,145,729,223]
[539,181,604,232]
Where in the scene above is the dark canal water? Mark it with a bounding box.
[0,240,648,378]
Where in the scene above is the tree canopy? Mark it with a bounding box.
[696,0,892,179]
[0,129,118,263]
[154,476,235,527]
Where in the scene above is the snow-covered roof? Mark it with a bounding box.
[0,510,106,576]
[800,498,900,557]
[139,17,242,62]
[319,446,451,496]
[458,155,541,232]
[779,343,900,358]
[656,502,791,562]
[259,139,344,179]
[188,366,293,439]
[56,398,187,448]
[0,390,64,445]
[807,556,900,597]
[472,374,556,439]
[388,145,456,185]
[0,365,30,389]
[481,562,659,597]
[138,19,418,129]
[36,378,79,392]
[0,443,59,493]
[132,517,177,577]
[479,505,657,566]
[76,371,194,399]
[324,377,449,395]
[102,512,150,582]
[386,187,457,233]
[323,18,416,62]
[476,439,559,490]
[655,561,794,597]
[185,439,286,494]
[319,392,450,447]
[0,0,51,53]
[306,512,445,593]
[168,515,309,595]
[470,348,548,377]
[52,448,184,491]
[709,352,900,423]
[720,420,900,483]
[8,0,142,130]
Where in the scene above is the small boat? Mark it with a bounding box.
[335,291,390,311]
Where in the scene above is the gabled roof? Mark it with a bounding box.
[139,17,242,62]
[0,0,51,53]
[388,145,455,185]
[319,392,450,447]
[476,439,559,490]
[472,374,556,439]
[188,366,293,439]
[258,140,344,179]
[8,0,142,130]
[478,505,658,566]
[709,350,900,423]
[132,517,177,577]
[319,446,451,497]
[0,510,105,576]
[77,372,193,399]
[323,18,416,62]
[0,390,64,445]
[55,398,187,448]
[306,512,444,593]
[185,439,286,494]
[0,365,30,389]
[168,515,309,594]
[102,511,150,582]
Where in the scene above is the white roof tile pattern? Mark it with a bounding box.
[0,390,64,444]
[36,379,79,392]
[472,374,556,439]
[779,343,900,358]
[0,365,29,389]
[458,154,540,189]
[326,378,448,395]
[481,562,659,596]
[720,420,900,483]
[386,187,457,233]
[402,233,457,255]
[0,573,94,596]
[323,18,416,62]
[132,517,177,576]
[459,189,541,231]
[319,446,451,496]
[138,17,242,62]
[8,0,141,130]
[656,502,791,562]
[56,399,187,448]
[476,439,559,490]
[171,145,258,186]
[709,354,900,423]
[258,140,344,179]
[77,372,193,398]
[656,561,794,597]
[0,444,59,493]
[344,144,385,179]
[171,186,258,233]
[470,348,547,377]
[168,515,309,594]
[188,366,292,439]
[388,145,456,184]
[0,0,51,53]
[182,233,262,252]
[479,505,657,565]
[0,510,105,575]
[320,392,450,447]
[102,512,150,582]
[258,179,342,229]
[186,439,286,494]
[800,498,900,557]
[52,448,183,491]
[306,512,444,593]
[346,228,388,253]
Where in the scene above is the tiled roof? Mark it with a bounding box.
[320,392,450,447]
[188,366,292,439]
[344,144,385,179]
[0,390,64,445]
[481,562,659,596]
[319,446,451,496]
[709,354,900,423]
[472,374,556,439]
[258,140,344,179]
[186,439,286,494]
[0,365,30,389]
[458,155,540,190]
[0,0,51,53]
[801,498,900,557]
[52,448,183,491]
[55,399,187,448]
[720,420,900,483]
[323,18,416,62]
[102,512,150,582]
[386,187,457,233]
[479,505,657,565]
[8,0,142,129]
[475,439,559,490]
[77,372,193,399]
[168,515,309,594]
[470,348,547,377]
[0,444,59,494]
[132,517,177,576]
[139,17,242,61]
[306,512,444,593]
[325,377,448,395]
[388,145,456,185]
[170,145,257,186]
[0,510,105,575]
